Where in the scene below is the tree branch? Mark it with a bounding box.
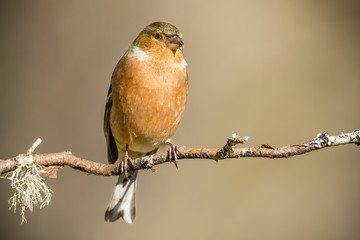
[1,130,359,176]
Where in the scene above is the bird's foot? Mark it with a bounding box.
[165,140,179,169]
[120,148,133,177]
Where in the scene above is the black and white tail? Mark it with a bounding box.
[105,171,138,223]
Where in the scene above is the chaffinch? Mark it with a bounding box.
[104,22,188,223]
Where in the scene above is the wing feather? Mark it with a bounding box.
[104,85,118,163]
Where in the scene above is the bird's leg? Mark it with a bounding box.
[165,140,179,169]
[120,145,133,177]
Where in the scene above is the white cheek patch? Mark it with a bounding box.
[131,46,151,60]
[173,58,187,70]
[180,59,187,69]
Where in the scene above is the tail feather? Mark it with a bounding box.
[105,171,138,223]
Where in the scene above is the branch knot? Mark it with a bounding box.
[216,133,250,160]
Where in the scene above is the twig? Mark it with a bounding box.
[0,130,359,176]
[27,138,42,155]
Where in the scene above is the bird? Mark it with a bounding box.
[103,22,188,223]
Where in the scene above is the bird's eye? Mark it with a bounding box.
[153,33,161,40]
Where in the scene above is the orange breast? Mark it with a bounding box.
[110,56,188,153]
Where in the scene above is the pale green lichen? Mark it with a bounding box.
[1,138,52,223]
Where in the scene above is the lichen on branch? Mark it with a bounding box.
[1,139,52,223]
[0,130,359,223]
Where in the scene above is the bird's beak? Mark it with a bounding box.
[166,36,184,50]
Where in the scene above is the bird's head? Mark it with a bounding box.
[131,22,185,58]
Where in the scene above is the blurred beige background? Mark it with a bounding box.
[0,1,359,239]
